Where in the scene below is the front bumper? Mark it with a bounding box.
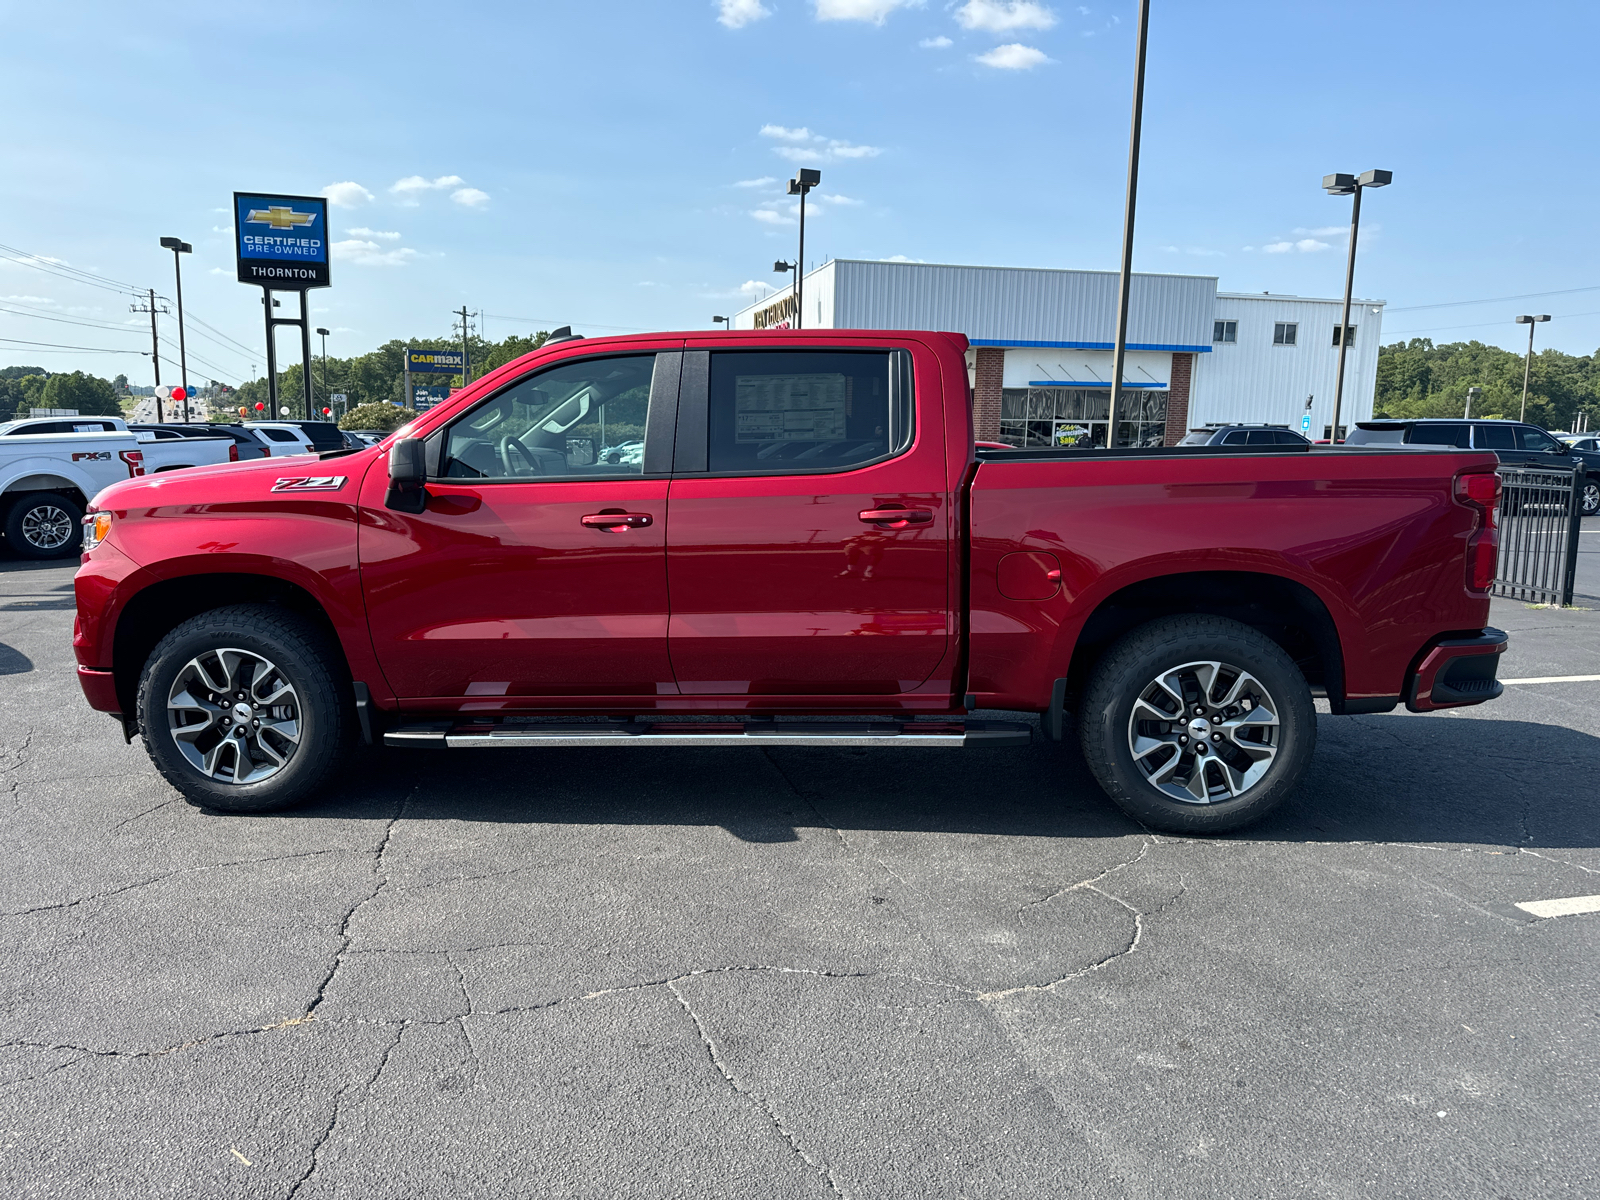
[1405,627,1508,713]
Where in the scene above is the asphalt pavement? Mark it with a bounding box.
[1,551,1597,1199]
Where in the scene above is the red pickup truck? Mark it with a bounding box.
[72,329,1508,832]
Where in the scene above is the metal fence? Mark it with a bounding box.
[1493,464,1583,605]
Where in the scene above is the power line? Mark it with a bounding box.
[0,241,144,298]
[484,312,645,333]
[1384,308,1600,339]
[1387,284,1600,314]
[157,334,238,384]
[0,336,146,354]
[0,304,148,334]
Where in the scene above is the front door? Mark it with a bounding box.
[360,348,681,702]
[664,345,952,697]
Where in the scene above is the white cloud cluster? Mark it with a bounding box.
[717,0,772,26]
[814,0,921,24]
[1263,238,1331,254]
[1293,226,1346,237]
[955,0,1056,32]
[920,35,952,47]
[332,240,420,268]
[347,227,401,240]
[760,124,882,162]
[322,181,375,208]
[392,174,465,196]
[976,42,1052,68]
[734,176,778,187]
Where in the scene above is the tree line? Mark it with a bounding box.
[0,366,122,420]
[1374,338,1598,430]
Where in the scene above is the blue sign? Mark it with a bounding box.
[234,192,329,288]
[413,385,451,411]
[406,348,466,374]
[1301,413,1313,434]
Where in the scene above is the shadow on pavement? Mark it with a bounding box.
[242,714,1599,851]
[0,642,33,675]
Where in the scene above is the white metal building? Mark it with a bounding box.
[731,259,1384,445]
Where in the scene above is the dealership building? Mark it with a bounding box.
[731,260,1385,446]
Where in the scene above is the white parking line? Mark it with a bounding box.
[1499,675,1600,685]
[1515,895,1600,919]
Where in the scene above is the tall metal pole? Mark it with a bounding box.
[1109,0,1151,442]
[1330,184,1363,444]
[146,288,163,423]
[171,248,190,421]
[456,305,472,384]
[796,194,806,331]
[1520,321,1536,422]
[299,298,314,421]
[263,291,279,417]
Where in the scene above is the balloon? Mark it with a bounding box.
[254,402,265,412]
[238,407,247,417]
[171,386,186,402]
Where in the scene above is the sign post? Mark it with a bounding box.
[233,192,330,422]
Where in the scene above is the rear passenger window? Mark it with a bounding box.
[261,429,299,442]
[1221,430,1249,445]
[1407,424,1472,448]
[1246,430,1278,444]
[1517,427,1560,453]
[705,349,912,475]
[1474,425,1515,450]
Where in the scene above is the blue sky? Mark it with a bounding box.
[4,0,1599,386]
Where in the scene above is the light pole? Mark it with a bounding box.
[1464,386,1482,420]
[1515,314,1550,421]
[1322,169,1391,442]
[1109,0,1150,440]
[159,237,192,420]
[316,327,330,419]
[713,315,730,330]
[786,168,820,329]
[772,260,796,328]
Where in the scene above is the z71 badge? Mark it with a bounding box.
[270,476,348,493]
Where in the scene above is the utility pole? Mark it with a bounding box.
[454,306,474,385]
[1109,0,1151,442]
[131,289,168,422]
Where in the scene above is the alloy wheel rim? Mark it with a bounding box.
[21,505,73,550]
[167,648,302,784]
[1584,482,1599,515]
[1126,660,1280,805]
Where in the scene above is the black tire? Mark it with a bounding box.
[137,604,354,814]
[4,491,83,559]
[1078,615,1316,834]
[1582,476,1600,518]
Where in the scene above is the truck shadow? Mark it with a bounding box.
[284,714,1600,852]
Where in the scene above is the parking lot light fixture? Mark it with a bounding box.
[713,315,730,329]
[1465,386,1482,419]
[785,168,820,330]
[159,237,193,421]
[315,327,331,418]
[1516,314,1551,421]
[1323,169,1391,443]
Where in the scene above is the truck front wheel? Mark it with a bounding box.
[136,605,354,813]
[4,492,83,559]
[1078,616,1316,834]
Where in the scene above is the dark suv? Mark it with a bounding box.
[1347,419,1599,516]
[1178,423,1312,447]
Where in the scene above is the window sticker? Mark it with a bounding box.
[734,373,850,443]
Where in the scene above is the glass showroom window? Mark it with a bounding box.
[1274,322,1298,346]
[998,387,1167,450]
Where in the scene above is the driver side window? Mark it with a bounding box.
[441,354,656,480]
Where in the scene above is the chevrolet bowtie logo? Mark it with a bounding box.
[245,206,317,230]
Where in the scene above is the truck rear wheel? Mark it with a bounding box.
[5,492,83,559]
[1078,616,1315,834]
[136,605,353,813]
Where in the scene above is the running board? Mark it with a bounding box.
[384,718,1030,750]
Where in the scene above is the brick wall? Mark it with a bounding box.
[1163,352,1193,446]
[972,347,1005,442]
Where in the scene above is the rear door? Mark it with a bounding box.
[663,343,951,697]
[360,347,682,702]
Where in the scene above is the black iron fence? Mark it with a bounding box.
[1493,464,1583,605]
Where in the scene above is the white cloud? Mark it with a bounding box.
[880,255,926,262]
[976,42,1052,68]
[322,181,374,208]
[734,176,778,188]
[207,267,231,276]
[761,124,815,142]
[920,35,953,47]
[1262,239,1330,253]
[347,227,402,240]
[451,187,491,207]
[774,146,827,163]
[814,0,920,23]
[1293,225,1346,237]
[739,280,771,294]
[955,1,1056,33]
[717,0,772,26]
[817,192,864,205]
[0,295,56,304]
[828,140,881,158]
[391,174,467,199]
[332,239,420,267]
[1262,242,1292,253]
[751,209,796,226]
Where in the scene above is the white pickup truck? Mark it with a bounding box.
[0,416,229,558]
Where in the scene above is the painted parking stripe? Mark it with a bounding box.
[1515,895,1600,919]
[1499,675,1600,685]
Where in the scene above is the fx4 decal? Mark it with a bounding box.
[271,475,348,493]
[72,451,112,462]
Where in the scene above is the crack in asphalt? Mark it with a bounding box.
[106,798,178,836]
[667,977,846,1198]
[1017,836,1153,919]
[284,1022,406,1200]
[2,727,32,816]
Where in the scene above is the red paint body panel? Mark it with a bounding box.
[72,328,1501,725]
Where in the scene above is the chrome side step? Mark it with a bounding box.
[384,718,1030,750]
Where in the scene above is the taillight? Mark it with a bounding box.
[228,442,240,463]
[119,449,145,478]
[1455,469,1500,592]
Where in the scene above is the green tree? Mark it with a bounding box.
[1375,338,1599,431]
[40,370,119,416]
[339,402,415,433]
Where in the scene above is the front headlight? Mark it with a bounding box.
[81,510,112,553]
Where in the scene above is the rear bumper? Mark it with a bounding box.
[1405,627,1508,713]
[77,665,121,714]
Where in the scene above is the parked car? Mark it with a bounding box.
[1557,433,1598,454]
[76,329,1508,833]
[170,424,276,461]
[243,419,345,453]
[1347,418,1599,516]
[240,421,316,456]
[1,427,144,557]
[124,425,238,472]
[1178,423,1312,447]
[341,429,389,446]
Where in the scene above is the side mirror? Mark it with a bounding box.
[385,436,428,513]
